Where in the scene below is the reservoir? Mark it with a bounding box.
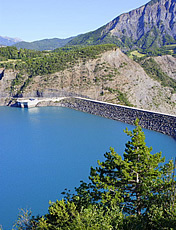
[0,106,176,229]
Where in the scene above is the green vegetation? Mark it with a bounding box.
[126,42,176,64]
[117,90,133,106]
[66,24,128,48]
[14,120,176,229]
[126,44,176,60]
[0,44,117,95]
[0,44,117,77]
[139,58,176,92]
[0,46,43,60]
[11,73,24,87]
[1,44,176,101]
[66,26,107,46]
[104,87,133,106]
[128,50,146,59]
[136,27,162,49]
[14,37,74,51]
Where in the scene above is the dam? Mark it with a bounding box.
[14,96,176,139]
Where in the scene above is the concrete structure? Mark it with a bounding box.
[15,96,176,139]
[16,97,66,108]
[59,97,176,139]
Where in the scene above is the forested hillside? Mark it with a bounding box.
[0,45,175,115]
[14,37,74,51]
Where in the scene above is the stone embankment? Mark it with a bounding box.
[57,97,176,140]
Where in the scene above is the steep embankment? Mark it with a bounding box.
[0,68,17,105]
[153,55,176,80]
[1,48,174,115]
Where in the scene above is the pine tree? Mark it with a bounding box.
[26,119,176,229]
[89,119,175,218]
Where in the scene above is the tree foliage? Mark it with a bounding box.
[14,120,176,229]
[0,44,117,76]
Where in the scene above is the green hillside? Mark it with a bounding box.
[14,37,74,51]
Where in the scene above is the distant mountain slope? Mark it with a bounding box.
[8,0,176,50]
[0,36,22,46]
[68,0,176,49]
[14,37,74,51]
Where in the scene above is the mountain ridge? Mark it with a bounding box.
[14,37,74,51]
[67,0,176,49]
[0,36,22,46]
[2,0,176,51]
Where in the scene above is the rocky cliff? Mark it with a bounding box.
[68,0,176,49]
[1,49,175,115]
[105,0,176,46]
[154,54,176,80]
[7,0,176,50]
[0,68,17,105]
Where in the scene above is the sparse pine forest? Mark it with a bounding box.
[0,45,117,76]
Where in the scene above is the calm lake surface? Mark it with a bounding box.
[0,106,176,229]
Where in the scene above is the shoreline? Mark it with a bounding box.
[1,97,176,140]
[36,97,176,140]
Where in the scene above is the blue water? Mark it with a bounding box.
[0,106,175,229]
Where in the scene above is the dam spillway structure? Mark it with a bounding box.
[16,97,66,108]
[16,98,38,108]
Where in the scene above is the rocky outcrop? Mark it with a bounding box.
[0,68,17,105]
[154,55,176,80]
[68,0,176,49]
[0,49,175,115]
[20,49,176,115]
[0,68,4,80]
[103,0,176,45]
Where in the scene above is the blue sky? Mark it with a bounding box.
[2,0,149,41]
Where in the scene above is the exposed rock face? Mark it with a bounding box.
[68,0,176,49]
[19,49,176,115]
[0,68,17,105]
[0,49,175,114]
[154,55,176,80]
[105,1,173,38]
[101,0,176,47]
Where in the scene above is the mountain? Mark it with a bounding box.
[67,0,176,49]
[14,37,74,51]
[0,36,22,46]
[9,0,176,51]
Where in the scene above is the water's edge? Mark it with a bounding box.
[35,97,176,140]
[0,105,175,230]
